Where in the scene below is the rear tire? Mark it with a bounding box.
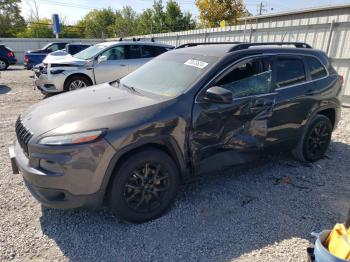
[64,75,91,92]
[0,59,8,70]
[292,114,332,162]
[109,149,180,223]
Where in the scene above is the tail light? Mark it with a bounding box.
[7,51,14,57]
[24,55,29,63]
[339,75,344,87]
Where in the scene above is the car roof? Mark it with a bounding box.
[96,41,174,48]
[172,44,235,57]
[172,43,325,59]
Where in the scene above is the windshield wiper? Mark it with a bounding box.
[122,83,143,96]
[110,78,120,87]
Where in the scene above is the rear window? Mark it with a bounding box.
[142,45,168,58]
[306,56,327,80]
[276,57,306,88]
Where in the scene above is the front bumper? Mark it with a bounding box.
[34,73,66,94]
[9,139,116,209]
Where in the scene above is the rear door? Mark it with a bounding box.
[93,45,129,84]
[126,45,156,73]
[265,55,316,146]
[191,55,277,172]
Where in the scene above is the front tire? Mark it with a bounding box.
[64,75,91,92]
[109,149,180,223]
[292,114,332,162]
[0,59,8,70]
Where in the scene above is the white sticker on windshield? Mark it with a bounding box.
[184,59,208,69]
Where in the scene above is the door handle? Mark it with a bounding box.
[305,89,317,96]
[252,98,273,107]
[120,64,127,67]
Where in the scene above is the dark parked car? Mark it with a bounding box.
[65,43,91,55]
[24,43,91,70]
[9,42,342,223]
[0,44,17,70]
[24,42,68,69]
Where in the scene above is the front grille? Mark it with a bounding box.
[15,117,33,156]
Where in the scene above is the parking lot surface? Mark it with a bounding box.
[1,67,350,261]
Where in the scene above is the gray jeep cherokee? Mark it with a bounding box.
[9,42,342,223]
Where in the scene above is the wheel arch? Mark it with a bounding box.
[317,107,336,129]
[63,73,93,90]
[101,136,190,202]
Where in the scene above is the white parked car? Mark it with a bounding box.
[34,41,174,94]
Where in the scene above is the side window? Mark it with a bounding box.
[276,58,306,88]
[306,56,327,80]
[216,57,273,98]
[58,43,67,50]
[127,45,142,59]
[141,46,167,58]
[101,46,125,61]
[46,44,59,52]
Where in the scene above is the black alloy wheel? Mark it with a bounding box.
[304,119,332,162]
[109,149,179,223]
[124,162,170,213]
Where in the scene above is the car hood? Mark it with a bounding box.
[21,83,168,137]
[43,53,86,65]
[26,49,46,54]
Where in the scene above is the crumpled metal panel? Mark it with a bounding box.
[190,96,275,170]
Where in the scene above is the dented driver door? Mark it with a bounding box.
[190,55,277,173]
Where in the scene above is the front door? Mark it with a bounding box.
[93,45,129,84]
[191,55,277,173]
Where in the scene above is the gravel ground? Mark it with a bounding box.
[1,67,350,262]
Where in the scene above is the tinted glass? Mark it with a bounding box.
[101,46,125,60]
[120,53,218,97]
[307,56,327,80]
[127,45,142,59]
[141,46,167,58]
[217,58,273,98]
[276,58,306,88]
[58,43,67,49]
[46,44,59,52]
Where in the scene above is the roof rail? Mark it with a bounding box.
[229,42,312,52]
[176,42,243,49]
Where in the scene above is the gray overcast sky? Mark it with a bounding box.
[20,0,350,24]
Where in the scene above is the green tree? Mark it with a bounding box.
[0,0,26,37]
[152,0,165,33]
[164,0,182,31]
[114,6,137,37]
[78,8,116,38]
[16,18,52,38]
[136,8,154,35]
[195,0,245,27]
[164,1,195,31]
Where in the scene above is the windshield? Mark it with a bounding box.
[120,52,218,97]
[41,43,53,50]
[73,45,106,60]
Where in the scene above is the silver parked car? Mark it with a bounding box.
[34,41,174,94]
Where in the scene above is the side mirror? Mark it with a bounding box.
[98,55,107,64]
[204,86,233,104]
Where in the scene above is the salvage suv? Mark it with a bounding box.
[34,40,174,94]
[9,42,342,223]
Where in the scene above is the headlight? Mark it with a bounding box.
[38,130,105,146]
[50,69,64,75]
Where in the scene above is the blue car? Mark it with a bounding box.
[0,44,17,70]
[24,42,68,70]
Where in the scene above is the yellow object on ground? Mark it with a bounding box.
[324,223,350,260]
